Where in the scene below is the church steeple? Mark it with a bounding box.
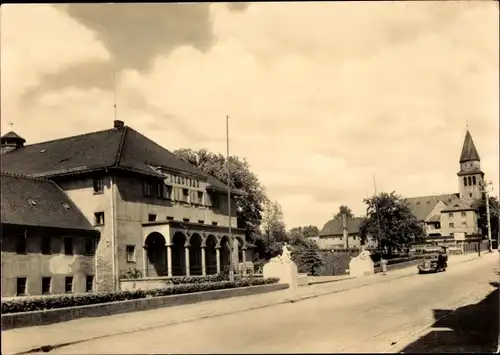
[459,130,480,163]
[457,129,484,201]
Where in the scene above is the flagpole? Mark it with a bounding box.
[227,115,234,282]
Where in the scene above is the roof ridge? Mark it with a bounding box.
[0,171,51,182]
[114,126,129,167]
[406,193,458,200]
[20,127,121,148]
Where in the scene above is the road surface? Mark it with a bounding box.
[41,254,498,354]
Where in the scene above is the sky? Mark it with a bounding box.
[1,2,499,230]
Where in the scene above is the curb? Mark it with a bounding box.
[7,253,486,355]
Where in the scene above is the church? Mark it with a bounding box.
[405,129,488,245]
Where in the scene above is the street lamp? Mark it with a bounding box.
[481,181,494,253]
[226,115,235,282]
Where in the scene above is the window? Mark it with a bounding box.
[65,277,73,293]
[16,236,27,254]
[461,212,466,217]
[156,183,163,199]
[16,278,27,296]
[93,177,104,193]
[86,276,94,293]
[126,245,136,263]
[448,213,453,218]
[468,176,472,186]
[472,176,477,185]
[436,222,441,229]
[148,214,157,222]
[212,222,218,226]
[211,194,219,208]
[41,237,51,255]
[198,191,204,205]
[166,216,174,221]
[143,181,153,197]
[163,185,173,200]
[463,177,467,186]
[42,277,51,294]
[449,222,454,228]
[85,238,95,255]
[198,220,204,224]
[182,188,189,203]
[64,237,73,255]
[462,222,467,227]
[469,193,472,198]
[183,218,190,223]
[94,212,105,226]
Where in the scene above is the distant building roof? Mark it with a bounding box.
[441,198,476,213]
[1,123,243,195]
[405,194,458,221]
[1,131,26,143]
[459,130,480,163]
[1,172,97,232]
[320,217,363,237]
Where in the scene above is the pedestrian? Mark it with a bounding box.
[381,258,388,275]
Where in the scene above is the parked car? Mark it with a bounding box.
[417,253,447,274]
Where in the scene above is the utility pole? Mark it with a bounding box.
[482,181,493,253]
[226,115,234,282]
[373,174,383,255]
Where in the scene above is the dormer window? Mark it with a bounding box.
[93,177,104,194]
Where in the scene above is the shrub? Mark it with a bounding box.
[170,274,225,284]
[1,277,279,314]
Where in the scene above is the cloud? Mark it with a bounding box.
[2,2,498,229]
[20,3,251,102]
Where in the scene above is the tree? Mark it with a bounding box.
[295,248,325,276]
[359,192,425,257]
[261,200,288,244]
[173,148,268,241]
[287,225,324,275]
[334,205,354,220]
[472,195,499,245]
[288,225,320,246]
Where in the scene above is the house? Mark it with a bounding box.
[317,217,367,249]
[405,129,484,244]
[1,172,99,297]
[1,120,252,294]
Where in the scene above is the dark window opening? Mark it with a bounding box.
[211,194,219,208]
[94,212,105,225]
[182,188,189,202]
[198,220,204,224]
[16,236,27,254]
[198,191,204,204]
[64,237,73,255]
[126,245,136,263]
[449,222,454,228]
[148,214,157,222]
[183,218,190,223]
[461,212,466,217]
[93,177,104,193]
[143,181,153,197]
[85,238,95,255]
[41,236,51,255]
[463,177,467,186]
[17,278,27,296]
[468,176,472,186]
[65,277,73,293]
[42,277,51,294]
[469,193,473,198]
[212,222,218,226]
[163,185,172,200]
[86,276,94,293]
[166,216,174,221]
[472,176,477,185]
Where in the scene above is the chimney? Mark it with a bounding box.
[1,132,26,155]
[342,213,349,249]
[114,120,124,129]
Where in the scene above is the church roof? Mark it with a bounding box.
[441,198,476,213]
[405,194,459,221]
[459,130,480,163]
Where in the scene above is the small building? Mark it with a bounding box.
[1,173,99,297]
[317,217,365,249]
[1,120,251,293]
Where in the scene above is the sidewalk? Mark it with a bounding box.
[1,252,488,355]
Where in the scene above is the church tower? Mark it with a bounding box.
[457,130,484,201]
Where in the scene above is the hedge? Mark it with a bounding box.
[1,277,279,314]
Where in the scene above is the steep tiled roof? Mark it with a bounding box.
[1,173,96,232]
[441,198,476,212]
[405,194,458,221]
[459,130,480,163]
[1,124,242,195]
[320,217,363,237]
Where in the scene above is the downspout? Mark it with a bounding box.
[110,175,118,290]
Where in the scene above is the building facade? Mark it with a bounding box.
[1,173,99,297]
[317,217,366,249]
[405,129,484,244]
[1,120,250,294]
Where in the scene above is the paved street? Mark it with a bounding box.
[21,253,497,354]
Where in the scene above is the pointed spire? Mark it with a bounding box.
[459,130,480,163]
